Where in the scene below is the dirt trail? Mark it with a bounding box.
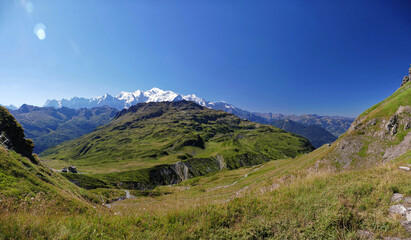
[105,190,136,208]
[108,165,266,208]
[209,165,264,191]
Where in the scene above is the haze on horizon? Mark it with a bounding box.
[0,0,410,117]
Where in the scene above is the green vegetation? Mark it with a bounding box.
[0,106,97,217]
[0,146,97,209]
[2,146,411,239]
[41,101,314,189]
[360,81,411,119]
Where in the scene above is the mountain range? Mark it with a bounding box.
[43,87,354,137]
[44,88,210,110]
[0,88,352,153]
[10,105,118,153]
[269,119,337,148]
[44,88,354,133]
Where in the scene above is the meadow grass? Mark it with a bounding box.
[2,148,411,239]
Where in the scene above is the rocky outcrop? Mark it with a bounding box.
[401,76,410,88]
[401,64,411,87]
[400,64,411,87]
[130,155,261,189]
[331,105,411,167]
[149,158,222,186]
[0,107,36,163]
[322,66,411,169]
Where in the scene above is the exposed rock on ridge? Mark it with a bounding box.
[0,106,36,163]
[400,64,411,87]
[321,66,411,169]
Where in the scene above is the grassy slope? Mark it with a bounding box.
[0,146,98,210]
[319,81,411,169]
[359,81,411,119]
[0,106,99,235]
[41,101,313,176]
[2,147,410,239]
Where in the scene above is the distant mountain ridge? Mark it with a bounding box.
[10,105,118,153]
[253,113,354,137]
[269,119,337,148]
[0,104,18,110]
[43,87,354,136]
[44,88,212,110]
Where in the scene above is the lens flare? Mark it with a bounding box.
[33,23,46,40]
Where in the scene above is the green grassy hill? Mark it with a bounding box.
[41,101,314,189]
[321,81,411,169]
[0,107,98,219]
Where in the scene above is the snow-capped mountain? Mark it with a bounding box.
[43,88,241,113]
[42,88,354,138]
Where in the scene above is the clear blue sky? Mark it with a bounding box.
[0,0,410,117]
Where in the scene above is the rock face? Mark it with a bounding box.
[0,107,36,163]
[148,158,222,187]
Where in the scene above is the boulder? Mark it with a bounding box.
[68,166,78,173]
[389,204,407,215]
[391,193,404,203]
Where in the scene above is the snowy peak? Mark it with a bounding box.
[43,88,239,113]
[143,88,180,102]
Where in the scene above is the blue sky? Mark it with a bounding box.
[0,0,410,117]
